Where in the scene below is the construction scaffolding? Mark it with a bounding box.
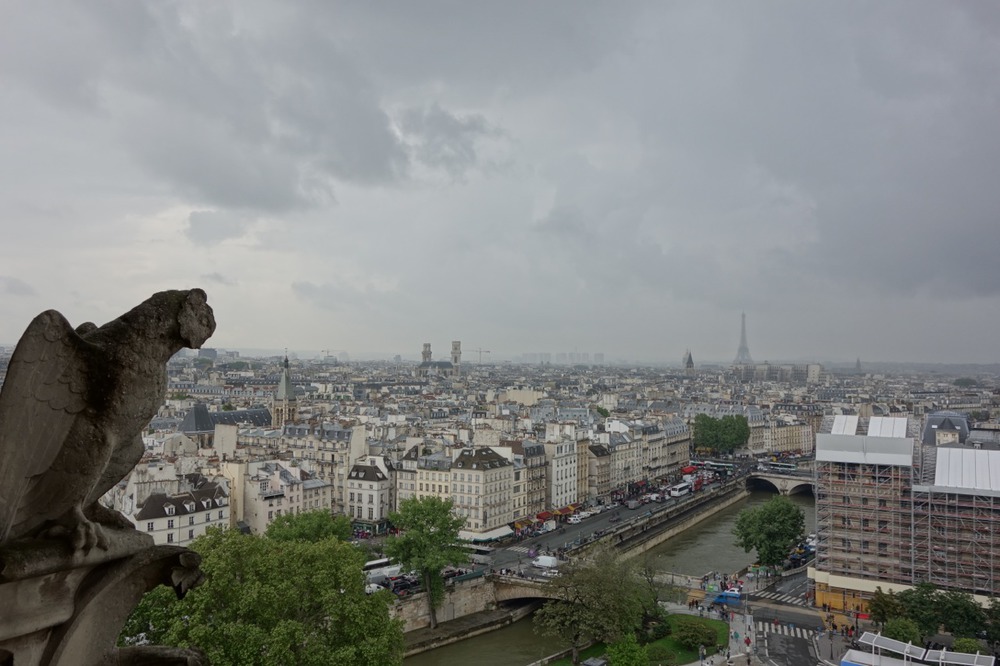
[812,415,920,614]
[814,456,914,605]
[911,444,1000,598]
[814,415,1000,614]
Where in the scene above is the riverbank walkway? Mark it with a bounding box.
[404,603,542,656]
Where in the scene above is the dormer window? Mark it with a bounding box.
[184,501,196,512]
[164,504,176,516]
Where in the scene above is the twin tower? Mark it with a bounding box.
[417,341,461,378]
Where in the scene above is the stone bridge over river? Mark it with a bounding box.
[745,470,815,496]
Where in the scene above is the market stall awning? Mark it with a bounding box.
[459,525,513,542]
[536,511,553,521]
[569,503,582,510]
[681,466,697,474]
[554,506,574,515]
[512,519,532,530]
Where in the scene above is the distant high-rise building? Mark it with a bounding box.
[733,313,754,365]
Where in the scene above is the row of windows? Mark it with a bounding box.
[352,506,376,520]
[348,492,382,504]
[149,511,226,532]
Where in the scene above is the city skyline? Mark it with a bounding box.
[2,3,1000,363]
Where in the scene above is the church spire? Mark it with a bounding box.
[273,353,297,428]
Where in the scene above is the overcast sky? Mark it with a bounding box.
[1,2,998,364]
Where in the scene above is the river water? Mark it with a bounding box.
[404,490,815,666]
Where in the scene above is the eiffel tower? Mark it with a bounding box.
[733,312,754,365]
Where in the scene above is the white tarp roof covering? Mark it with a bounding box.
[459,525,513,542]
[817,416,913,466]
[934,447,1000,492]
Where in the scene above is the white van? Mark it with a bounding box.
[532,555,559,569]
[567,515,582,524]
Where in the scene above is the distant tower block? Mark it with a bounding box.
[734,312,754,365]
[422,343,432,363]
[451,341,461,366]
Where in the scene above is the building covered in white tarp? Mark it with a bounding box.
[811,412,1000,618]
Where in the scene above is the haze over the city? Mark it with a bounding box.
[1,2,999,363]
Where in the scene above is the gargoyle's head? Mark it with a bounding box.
[177,288,216,349]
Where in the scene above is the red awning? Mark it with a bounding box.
[536,511,553,521]
[569,503,582,510]
[681,466,697,474]
[555,506,573,515]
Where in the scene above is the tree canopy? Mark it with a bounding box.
[868,587,905,629]
[732,495,804,567]
[534,546,645,665]
[605,632,646,666]
[883,617,922,647]
[953,637,985,654]
[897,583,946,640]
[692,414,750,454]
[265,509,353,543]
[120,527,404,666]
[384,496,467,629]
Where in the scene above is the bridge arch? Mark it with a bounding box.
[745,472,815,496]
[745,477,780,494]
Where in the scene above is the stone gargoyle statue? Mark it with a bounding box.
[0,289,216,666]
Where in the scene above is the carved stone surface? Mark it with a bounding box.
[0,290,215,665]
[0,289,215,550]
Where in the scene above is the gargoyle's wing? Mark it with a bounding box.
[0,310,91,542]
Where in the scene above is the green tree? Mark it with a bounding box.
[636,555,683,629]
[534,547,645,665]
[693,414,750,454]
[938,589,985,638]
[721,415,750,450]
[384,497,467,629]
[672,617,718,652]
[985,598,1000,646]
[952,637,985,654]
[883,617,922,647]
[732,496,804,567]
[265,509,353,543]
[221,402,236,411]
[595,406,610,418]
[692,414,720,452]
[868,587,905,629]
[897,583,942,640]
[120,528,404,666]
[606,632,645,666]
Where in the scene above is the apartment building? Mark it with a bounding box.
[763,420,814,456]
[224,460,334,534]
[543,439,578,510]
[346,456,393,534]
[132,475,229,546]
[452,446,514,538]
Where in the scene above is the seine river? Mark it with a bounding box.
[404,490,816,666]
